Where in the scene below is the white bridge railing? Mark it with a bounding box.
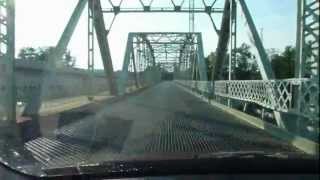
[176,79,319,124]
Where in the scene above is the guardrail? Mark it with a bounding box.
[175,79,319,125]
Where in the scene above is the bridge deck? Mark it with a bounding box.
[26,82,302,169]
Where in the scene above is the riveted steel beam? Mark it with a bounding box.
[295,0,319,78]
[212,0,230,81]
[55,0,88,63]
[238,0,275,80]
[0,0,17,133]
[90,0,118,95]
[119,33,134,95]
[196,33,208,81]
[22,0,88,120]
[141,35,156,67]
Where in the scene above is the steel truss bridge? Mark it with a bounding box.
[0,0,319,174]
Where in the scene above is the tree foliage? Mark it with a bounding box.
[17,47,38,60]
[270,46,295,79]
[204,52,216,80]
[233,43,261,80]
[270,43,314,79]
[18,46,76,68]
[205,44,300,81]
[205,43,261,80]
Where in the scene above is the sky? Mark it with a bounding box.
[15,0,297,70]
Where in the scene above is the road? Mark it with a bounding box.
[25,82,302,168]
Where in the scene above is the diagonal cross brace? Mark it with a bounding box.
[23,0,88,118]
[213,0,285,129]
[90,0,118,95]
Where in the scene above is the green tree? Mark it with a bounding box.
[63,50,76,67]
[37,46,55,62]
[205,43,261,80]
[205,52,216,80]
[18,47,37,60]
[18,47,76,68]
[270,46,295,79]
[234,43,261,80]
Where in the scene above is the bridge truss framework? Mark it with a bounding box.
[118,32,208,94]
[0,0,319,136]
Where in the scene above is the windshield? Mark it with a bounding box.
[0,0,319,177]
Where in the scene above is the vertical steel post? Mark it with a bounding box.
[295,0,319,78]
[228,1,232,82]
[294,0,304,134]
[119,33,134,95]
[213,0,231,80]
[189,0,195,33]
[0,0,21,143]
[228,0,237,106]
[228,0,237,81]
[88,0,95,72]
[131,43,139,88]
[0,0,16,125]
[294,0,319,133]
[295,0,304,78]
[88,0,95,97]
[196,33,208,81]
[141,36,156,67]
[192,50,196,80]
[91,0,118,95]
[228,9,231,107]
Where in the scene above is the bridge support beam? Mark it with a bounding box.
[119,33,134,95]
[131,43,139,88]
[16,0,88,143]
[0,0,19,140]
[214,0,276,80]
[295,0,319,79]
[228,0,237,81]
[238,0,287,129]
[294,0,319,133]
[212,0,230,81]
[55,0,88,62]
[196,33,208,81]
[90,0,118,95]
[213,0,286,129]
[238,0,275,80]
[23,0,88,111]
[141,35,156,67]
[238,0,286,129]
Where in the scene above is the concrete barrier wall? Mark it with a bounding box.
[15,70,109,101]
[0,61,110,102]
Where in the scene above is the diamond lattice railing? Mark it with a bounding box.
[175,78,319,124]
